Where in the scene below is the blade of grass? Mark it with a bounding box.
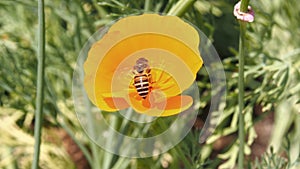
[237,0,250,168]
[32,0,45,168]
[167,0,196,17]
[91,0,108,18]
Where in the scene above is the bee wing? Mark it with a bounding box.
[110,65,136,97]
[92,66,134,112]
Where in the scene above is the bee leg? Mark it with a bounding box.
[149,86,153,92]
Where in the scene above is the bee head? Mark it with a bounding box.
[134,65,146,73]
[133,57,149,73]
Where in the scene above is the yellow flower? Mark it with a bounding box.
[84,14,203,116]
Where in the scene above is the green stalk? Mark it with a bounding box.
[32,0,45,169]
[238,21,246,169]
[144,0,151,12]
[240,0,250,13]
[167,0,196,17]
[238,0,250,168]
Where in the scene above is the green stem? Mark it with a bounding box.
[32,0,45,169]
[238,21,246,169]
[240,0,250,12]
[144,0,151,12]
[238,0,250,168]
[167,0,196,17]
[92,0,108,18]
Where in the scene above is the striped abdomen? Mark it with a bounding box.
[133,74,150,99]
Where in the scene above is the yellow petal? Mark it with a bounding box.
[109,14,200,57]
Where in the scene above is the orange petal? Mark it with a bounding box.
[128,89,193,116]
[102,97,130,111]
[149,95,193,117]
[89,89,131,112]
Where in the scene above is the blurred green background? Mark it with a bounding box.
[0,0,299,168]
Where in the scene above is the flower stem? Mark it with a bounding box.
[238,21,246,169]
[32,0,45,169]
[167,0,196,17]
[144,0,151,12]
[238,0,250,168]
[240,0,250,12]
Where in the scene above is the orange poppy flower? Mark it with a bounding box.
[84,14,203,116]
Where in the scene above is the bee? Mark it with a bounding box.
[132,57,152,99]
